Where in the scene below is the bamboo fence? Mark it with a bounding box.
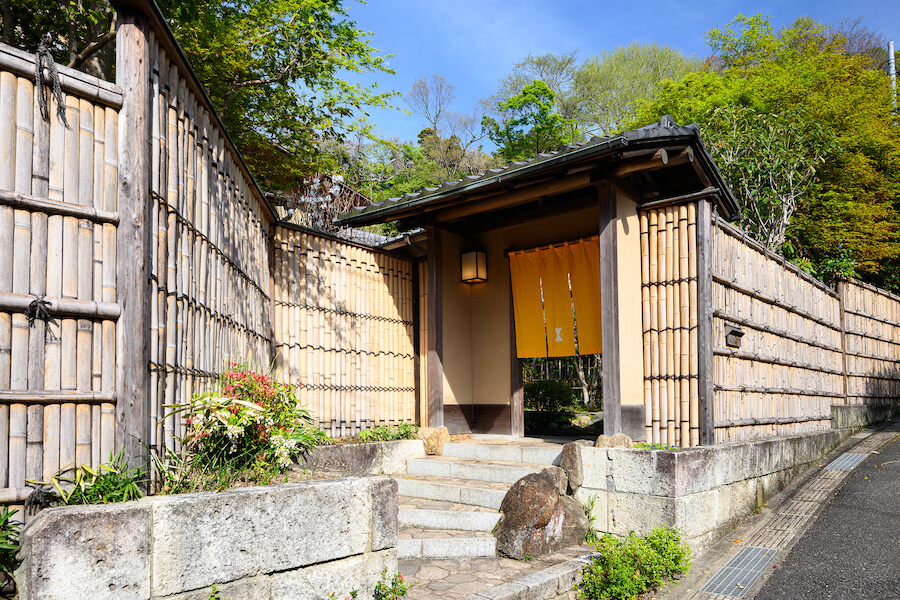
[146,37,274,460]
[709,216,845,443]
[640,203,700,447]
[0,44,121,509]
[841,279,900,405]
[273,227,417,436]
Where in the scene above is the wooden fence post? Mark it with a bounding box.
[696,199,715,446]
[597,180,622,436]
[115,10,151,469]
[426,228,443,428]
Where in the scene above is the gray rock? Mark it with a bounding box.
[560,443,583,494]
[495,469,588,560]
[595,433,634,448]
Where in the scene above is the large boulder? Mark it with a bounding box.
[416,426,451,455]
[495,468,588,560]
[595,433,634,448]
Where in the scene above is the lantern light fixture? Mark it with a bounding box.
[461,250,487,283]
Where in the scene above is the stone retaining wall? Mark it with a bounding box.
[570,428,848,555]
[16,477,398,600]
[295,439,425,476]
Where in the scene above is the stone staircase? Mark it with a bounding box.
[396,439,565,559]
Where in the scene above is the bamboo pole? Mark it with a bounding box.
[665,205,676,444]
[648,209,660,443]
[688,202,700,446]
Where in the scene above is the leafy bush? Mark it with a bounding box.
[524,380,577,414]
[577,527,692,600]
[0,508,19,580]
[158,364,320,493]
[26,449,146,507]
[356,423,419,443]
[374,570,411,599]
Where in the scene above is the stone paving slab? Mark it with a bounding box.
[400,546,588,599]
[400,528,495,539]
[399,497,498,513]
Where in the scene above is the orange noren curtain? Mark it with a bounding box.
[540,247,577,357]
[569,238,602,354]
[509,251,547,358]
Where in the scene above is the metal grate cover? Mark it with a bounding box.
[824,452,869,470]
[700,546,778,597]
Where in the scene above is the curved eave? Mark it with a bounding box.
[338,119,739,228]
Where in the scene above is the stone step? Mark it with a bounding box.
[442,442,564,466]
[399,508,501,532]
[394,474,509,510]
[397,535,498,559]
[406,456,546,484]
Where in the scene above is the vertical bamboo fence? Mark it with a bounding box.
[709,216,845,443]
[145,36,274,460]
[273,226,417,436]
[640,203,701,447]
[841,279,900,405]
[0,44,121,508]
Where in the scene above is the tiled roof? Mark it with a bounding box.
[338,116,739,225]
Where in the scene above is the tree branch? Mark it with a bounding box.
[68,13,117,70]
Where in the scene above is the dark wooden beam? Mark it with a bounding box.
[433,172,591,223]
[612,147,693,178]
[696,199,715,445]
[426,228,444,428]
[115,9,151,471]
[597,182,622,435]
[461,189,598,235]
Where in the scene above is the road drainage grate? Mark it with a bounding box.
[700,546,778,597]
[824,452,869,470]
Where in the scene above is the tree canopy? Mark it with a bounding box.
[2,0,400,194]
[482,80,578,161]
[493,45,701,138]
[634,14,900,287]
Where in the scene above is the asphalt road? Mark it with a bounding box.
[755,434,900,599]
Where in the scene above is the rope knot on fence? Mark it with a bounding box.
[25,295,58,340]
[35,33,66,125]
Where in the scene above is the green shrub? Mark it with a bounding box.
[0,508,19,580]
[158,364,320,493]
[356,424,419,443]
[524,380,576,414]
[577,527,692,600]
[26,449,146,506]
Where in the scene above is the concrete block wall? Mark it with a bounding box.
[571,429,846,555]
[16,477,399,600]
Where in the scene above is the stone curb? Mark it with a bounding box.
[459,553,595,600]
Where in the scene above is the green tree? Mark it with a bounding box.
[574,43,701,134]
[3,0,399,192]
[493,45,700,137]
[635,14,900,286]
[482,80,578,161]
[159,0,398,190]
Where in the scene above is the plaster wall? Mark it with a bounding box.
[616,191,644,408]
[440,230,473,409]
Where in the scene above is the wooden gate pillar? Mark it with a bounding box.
[115,9,151,469]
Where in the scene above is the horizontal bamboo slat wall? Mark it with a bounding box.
[274,227,416,436]
[0,44,120,508]
[710,216,844,443]
[146,37,274,460]
[640,203,700,447]
[841,279,900,405]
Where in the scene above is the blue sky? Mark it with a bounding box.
[347,0,900,146]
